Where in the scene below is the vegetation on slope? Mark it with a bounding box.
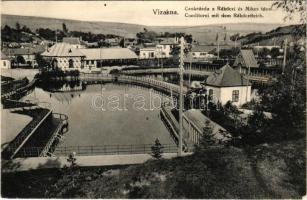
[2,139,305,198]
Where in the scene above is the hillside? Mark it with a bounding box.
[2,139,305,198]
[1,14,282,43]
[237,24,306,46]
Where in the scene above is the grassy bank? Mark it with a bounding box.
[2,139,305,198]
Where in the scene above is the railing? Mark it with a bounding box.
[39,113,69,157]
[3,109,52,159]
[1,78,37,100]
[79,73,187,96]
[6,143,191,157]
[160,105,192,150]
[182,115,203,145]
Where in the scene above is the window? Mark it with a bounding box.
[232,90,239,102]
[3,61,6,66]
[68,59,74,68]
[208,89,213,101]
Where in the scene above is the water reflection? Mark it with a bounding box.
[23,83,175,147]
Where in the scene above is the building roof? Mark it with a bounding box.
[234,49,259,68]
[79,48,138,60]
[2,46,46,56]
[205,64,249,87]
[140,47,156,51]
[191,45,216,53]
[42,43,85,57]
[160,38,178,45]
[62,37,81,45]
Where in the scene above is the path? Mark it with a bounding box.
[2,153,192,173]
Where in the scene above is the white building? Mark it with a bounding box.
[1,52,11,69]
[79,48,138,71]
[41,43,85,71]
[139,47,157,59]
[204,65,251,107]
[190,45,216,59]
[156,37,179,58]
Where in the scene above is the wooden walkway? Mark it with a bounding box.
[121,68,274,83]
[79,73,188,96]
[1,78,37,101]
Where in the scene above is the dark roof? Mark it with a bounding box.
[62,37,81,45]
[233,49,259,68]
[191,45,216,53]
[205,64,249,87]
[2,46,46,56]
[41,43,85,57]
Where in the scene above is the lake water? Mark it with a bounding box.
[22,83,175,147]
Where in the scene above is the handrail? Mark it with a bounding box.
[8,143,190,157]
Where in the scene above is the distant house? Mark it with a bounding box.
[2,46,45,68]
[124,38,137,48]
[233,49,259,73]
[156,37,179,58]
[1,52,11,69]
[204,64,251,107]
[253,45,281,51]
[62,37,85,49]
[79,48,138,70]
[104,38,120,47]
[190,45,216,59]
[41,43,85,71]
[139,47,157,59]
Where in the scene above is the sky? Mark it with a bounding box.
[1,1,301,26]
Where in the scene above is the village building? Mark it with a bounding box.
[190,45,216,60]
[104,38,120,47]
[233,49,259,73]
[124,38,137,48]
[2,45,45,68]
[156,37,179,58]
[79,48,138,70]
[204,64,251,107]
[139,47,157,59]
[41,43,85,71]
[1,52,11,69]
[62,37,85,49]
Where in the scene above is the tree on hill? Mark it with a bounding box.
[258,43,305,142]
[62,23,68,35]
[195,120,215,153]
[273,0,306,23]
[151,138,164,159]
[15,22,21,31]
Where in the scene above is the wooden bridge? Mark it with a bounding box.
[160,104,232,147]
[1,78,37,101]
[121,67,275,83]
[80,73,188,96]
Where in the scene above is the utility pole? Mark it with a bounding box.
[178,37,184,157]
[217,40,220,59]
[282,39,287,74]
